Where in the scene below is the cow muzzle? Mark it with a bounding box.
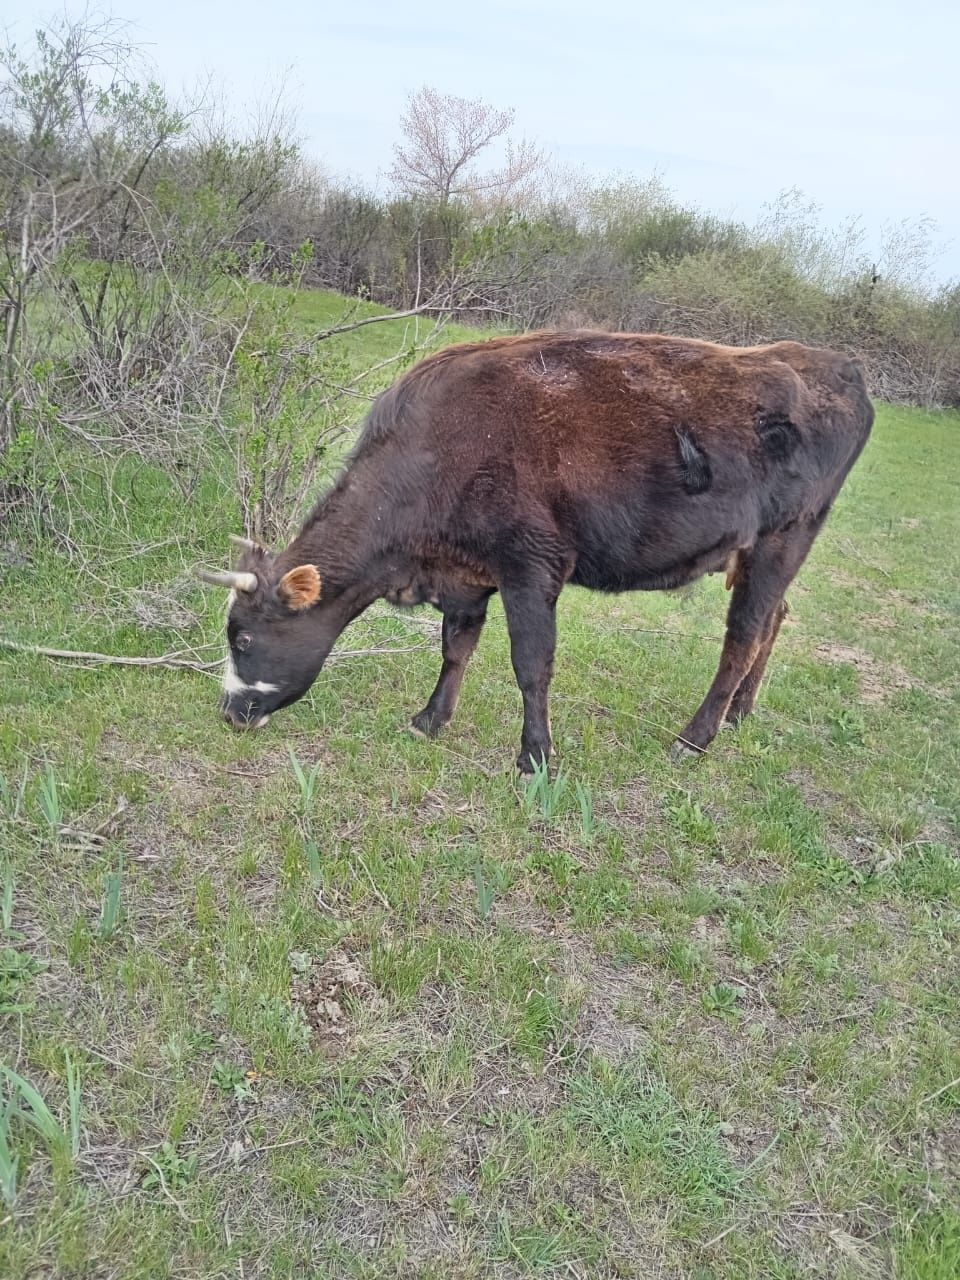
[221,695,271,731]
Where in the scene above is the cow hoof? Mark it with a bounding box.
[517,750,550,777]
[669,738,702,763]
[409,711,444,739]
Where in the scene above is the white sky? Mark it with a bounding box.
[7,1,959,281]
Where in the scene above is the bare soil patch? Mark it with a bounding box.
[814,642,919,704]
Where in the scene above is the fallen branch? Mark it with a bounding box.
[328,644,429,662]
[0,636,430,675]
[0,638,220,673]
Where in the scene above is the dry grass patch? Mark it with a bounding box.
[813,641,920,704]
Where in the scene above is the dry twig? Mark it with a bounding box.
[0,637,221,673]
[1,635,430,674]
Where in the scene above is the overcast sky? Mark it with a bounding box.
[7,1,959,281]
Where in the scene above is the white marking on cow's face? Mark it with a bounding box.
[223,587,279,698]
[222,649,279,697]
[254,714,271,729]
[223,647,238,694]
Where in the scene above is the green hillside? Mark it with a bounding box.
[1,290,958,1279]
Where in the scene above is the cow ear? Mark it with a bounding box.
[278,564,321,611]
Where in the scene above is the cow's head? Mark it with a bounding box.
[198,537,335,730]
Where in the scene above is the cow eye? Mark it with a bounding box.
[235,632,252,653]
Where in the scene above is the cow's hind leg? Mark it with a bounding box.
[410,590,493,737]
[673,523,821,757]
[725,597,788,724]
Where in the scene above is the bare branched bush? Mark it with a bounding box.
[0,17,298,498]
[463,214,635,330]
[1,19,177,459]
[308,186,384,295]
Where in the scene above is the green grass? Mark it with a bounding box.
[1,291,959,1276]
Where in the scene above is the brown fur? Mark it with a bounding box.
[219,331,873,769]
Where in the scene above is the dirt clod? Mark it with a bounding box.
[292,948,382,1039]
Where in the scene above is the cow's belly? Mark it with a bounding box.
[570,536,740,593]
[566,492,754,593]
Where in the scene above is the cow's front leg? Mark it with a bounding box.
[410,591,492,737]
[500,582,557,774]
[673,522,822,757]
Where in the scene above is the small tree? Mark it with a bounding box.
[1,20,168,455]
[388,85,541,212]
[0,15,299,515]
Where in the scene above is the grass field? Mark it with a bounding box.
[1,295,959,1278]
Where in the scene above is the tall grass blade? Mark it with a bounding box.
[1,1067,69,1160]
[473,861,495,921]
[523,755,567,820]
[287,746,307,795]
[304,838,323,887]
[287,748,321,811]
[0,1096,19,1209]
[575,780,598,841]
[37,763,63,834]
[65,1052,83,1159]
[1,864,12,935]
[98,856,124,939]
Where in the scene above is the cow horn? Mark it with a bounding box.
[228,534,261,551]
[196,568,258,592]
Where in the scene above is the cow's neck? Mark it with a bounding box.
[277,460,415,608]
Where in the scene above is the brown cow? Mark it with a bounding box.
[199,331,873,771]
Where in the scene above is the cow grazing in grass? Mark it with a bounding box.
[198,331,873,772]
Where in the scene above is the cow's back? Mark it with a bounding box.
[363,331,871,472]
[353,331,873,592]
